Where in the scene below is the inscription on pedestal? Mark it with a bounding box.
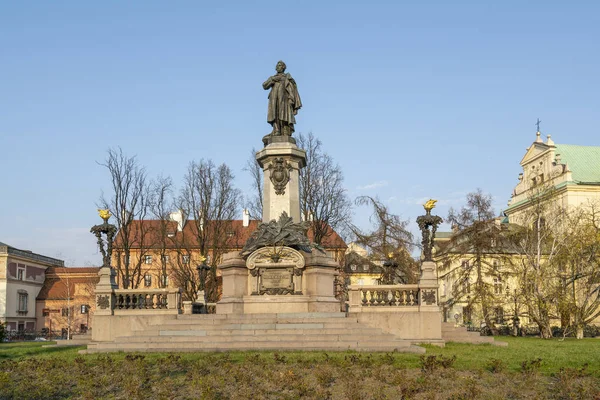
[262,269,292,288]
[259,268,294,295]
[247,246,305,296]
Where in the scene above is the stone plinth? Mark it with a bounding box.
[255,140,306,223]
[216,247,341,314]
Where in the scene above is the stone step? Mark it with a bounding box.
[175,312,347,321]
[90,339,419,352]
[83,344,426,354]
[53,339,92,346]
[115,333,400,343]
[142,322,360,332]
[135,327,384,337]
[165,317,359,325]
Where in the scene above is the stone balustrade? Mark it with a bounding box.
[113,288,180,310]
[348,284,439,312]
[94,288,182,316]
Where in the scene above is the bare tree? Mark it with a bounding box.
[297,132,352,245]
[505,185,568,338]
[148,175,175,288]
[553,202,600,338]
[178,159,242,302]
[243,147,263,221]
[99,148,152,289]
[441,189,506,335]
[350,196,417,284]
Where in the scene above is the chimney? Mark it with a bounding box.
[169,209,186,232]
[242,209,250,227]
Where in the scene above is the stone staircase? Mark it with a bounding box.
[82,313,426,354]
[441,323,507,346]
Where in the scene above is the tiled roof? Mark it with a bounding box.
[37,267,99,300]
[555,144,600,183]
[113,219,347,250]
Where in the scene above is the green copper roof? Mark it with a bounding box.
[555,144,600,183]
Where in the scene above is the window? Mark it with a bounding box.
[61,308,71,317]
[17,267,25,281]
[461,260,470,269]
[144,255,153,264]
[17,291,28,313]
[80,305,89,314]
[495,307,504,323]
[350,264,357,271]
[161,255,170,263]
[144,274,152,287]
[182,255,190,264]
[161,275,169,287]
[493,276,503,294]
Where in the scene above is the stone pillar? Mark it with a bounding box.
[255,138,306,223]
[303,251,341,313]
[94,267,118,316]
[216,251,248,314]
[419,261,438,287]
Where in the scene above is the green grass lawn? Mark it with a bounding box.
[1,338,599,399]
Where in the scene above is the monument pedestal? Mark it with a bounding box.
[216,247,340,315]
[255,139,306,223]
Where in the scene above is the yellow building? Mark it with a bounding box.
[505,132,600,223]
[438,132,600,330]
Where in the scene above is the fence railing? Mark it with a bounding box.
[347,284,438,312]
[111,288,181,313]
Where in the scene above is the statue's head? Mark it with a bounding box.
[275,60,286,73]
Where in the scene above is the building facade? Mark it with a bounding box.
[437,132,600,329]
[36,267,99,337]
[0,241,64,332]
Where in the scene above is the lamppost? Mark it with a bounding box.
[196,257,211,311]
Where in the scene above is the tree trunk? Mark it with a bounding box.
[576,325,584,339]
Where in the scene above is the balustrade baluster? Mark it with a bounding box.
[368,290,375,306]
[361,290,367,306]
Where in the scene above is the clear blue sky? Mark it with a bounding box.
[1,1,599,265]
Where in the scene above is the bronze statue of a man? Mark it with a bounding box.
[263,61,302,138]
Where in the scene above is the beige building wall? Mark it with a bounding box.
[0,242,64,331]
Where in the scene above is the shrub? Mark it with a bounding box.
[485,358,507,373]
[521,358,543,375]
[419,355,456,373]
[0,323,5,343]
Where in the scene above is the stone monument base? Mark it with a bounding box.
[216,248,341,315]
